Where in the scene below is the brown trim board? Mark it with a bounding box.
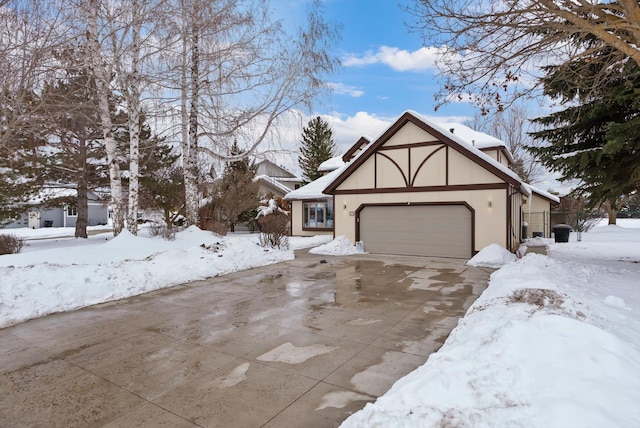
[376,151,409,187]
[334,182,509,195]
[342,136,370,163]
[325,112,524,195]
[411,145,445,186]
[376,141,441,151]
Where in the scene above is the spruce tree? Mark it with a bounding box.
[205,141,259,233]
[298,116,336,183]
[529,39,640,217]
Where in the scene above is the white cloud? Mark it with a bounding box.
[324,111,394,150]
[257,110,476,177]
[343,46,446,72]
[327,82,364,98]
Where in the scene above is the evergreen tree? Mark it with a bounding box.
[39,46,108,238]
[298,116,336,183]
[0,89,48,225]
[201,141,259,233]
[138,141,184,227]
[529,39,640,221]
[135,129,184,228]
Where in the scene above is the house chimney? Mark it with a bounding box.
[449,128,455,134]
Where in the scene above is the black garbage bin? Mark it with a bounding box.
[44,220,53,227]
[553,224,571,243]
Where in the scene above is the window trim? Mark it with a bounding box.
[67,205,78,217]
[302,199,334,231]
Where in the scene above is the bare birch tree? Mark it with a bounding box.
[84,0,126,235]
[0,1,69,151]
[121,0,144,235]
[105,0,165,235]
[408,0,640,112]
[161,0,340,226]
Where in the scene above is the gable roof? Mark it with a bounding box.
[284,166,346,201]
[341,136,371,162]
[324,111,530,196]
[253,175,294,196]
[255,160,298,179]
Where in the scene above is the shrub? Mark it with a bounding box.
[207,221,228,236]
[148,222,176,241]
[0,234,25,255]
[257,213,289,249]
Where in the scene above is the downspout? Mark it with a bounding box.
[528,194,531,239]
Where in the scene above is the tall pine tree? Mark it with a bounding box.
[530,39,640,221]
[298,116,336,183]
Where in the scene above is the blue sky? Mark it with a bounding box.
[266,0,565,193]
[272,0,475,149]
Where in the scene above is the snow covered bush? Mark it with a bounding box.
[0,234,24,255]
[257,212,289,249]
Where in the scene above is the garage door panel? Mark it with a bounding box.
[359,205,472,258]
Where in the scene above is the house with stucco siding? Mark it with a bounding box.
[285,111,558,258]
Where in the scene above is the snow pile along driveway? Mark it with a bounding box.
[309,235,366,256]
[341,223,640,428]
[0,227,327,328]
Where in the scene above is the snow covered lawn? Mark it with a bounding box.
[0,226,331,329]
[341,220,640,428]
[3,220,640,427]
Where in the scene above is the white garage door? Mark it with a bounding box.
[359,204,472,258]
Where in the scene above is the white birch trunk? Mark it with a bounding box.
[86,0,125,235]
[126,0,141,235]
[181,3,200,227]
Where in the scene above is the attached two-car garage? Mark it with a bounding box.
[357,203,473,259]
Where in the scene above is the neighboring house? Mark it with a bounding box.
[254,160,303,199]
[285,111,559,258]
[524,185,559,238]
[3,187,109,229]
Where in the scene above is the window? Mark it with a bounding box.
[303,200,333,229]
[67,205,77,216]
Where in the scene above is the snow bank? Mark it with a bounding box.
[309,235,365,256]
[0,227,294,328]
[342,224,640,428]
[524,236,552,247]
[466,243,516,268]
[288,234,333,250]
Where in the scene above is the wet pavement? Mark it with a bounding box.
[0,251,492,427]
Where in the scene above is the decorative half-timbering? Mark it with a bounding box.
[286,111,557,257]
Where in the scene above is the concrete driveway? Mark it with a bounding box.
[0,251,491,427]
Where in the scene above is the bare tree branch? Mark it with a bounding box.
[408,0,640,112]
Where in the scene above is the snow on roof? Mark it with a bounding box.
[286,111,532,200]
[438,122,506,149]
[318,156,345,172]
[273,177,302,182]
[253,175,294,195]
[26,187,109,205]
[409,111,530,196]
[525,183,560,203]
[26,187,77,204]
[284,166,346,200]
